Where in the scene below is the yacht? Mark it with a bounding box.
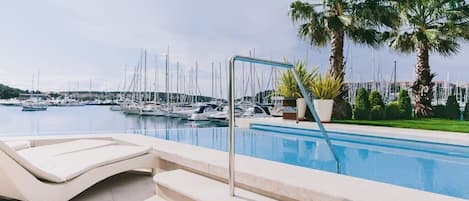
[172,107,197,120]
[242,104,271,118]
[188,104,220,121]
[140,103,165,116]
[109,105,122,111]
[22,98,48,111]
[58,98,84,107]
[122,102,142,115]
[166,104,193,118]
[0,98,22,106]
[207,106,245,122]
[270,96,284,117]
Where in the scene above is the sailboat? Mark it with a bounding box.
[22,97,48,111]
[22,70,48,112]
[122,49,146,115]
[140,52,165,116]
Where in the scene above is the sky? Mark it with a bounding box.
[0,0,467,97]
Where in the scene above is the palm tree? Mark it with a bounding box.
[385,0,468,118]
[289,0,398,83]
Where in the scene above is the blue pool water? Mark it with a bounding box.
[149,124,469,199]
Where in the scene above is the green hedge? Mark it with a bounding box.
[445,96,460,120]
[332,98,352,120]
[353,88,370,120]
[432,105,446,119]
[369,91,385,120]
[464,102,469,121]
[385,102,400,120]
[398,90,412,119]
[370,105,385,120]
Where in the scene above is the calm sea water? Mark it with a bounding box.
[0,105,226,136]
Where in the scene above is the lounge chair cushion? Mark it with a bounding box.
[17,139,116,159]
[5,140,31,151]
[0,139,150,183]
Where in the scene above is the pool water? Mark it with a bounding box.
[150,124,469,199]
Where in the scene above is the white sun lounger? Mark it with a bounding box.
[0,138,155,201]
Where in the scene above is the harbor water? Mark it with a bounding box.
[0,105,226,136]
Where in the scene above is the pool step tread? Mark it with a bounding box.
[154,169,277,201]
[144,195,168,201]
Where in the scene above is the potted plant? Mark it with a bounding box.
[310,72,342,122]
[278,61,316,120]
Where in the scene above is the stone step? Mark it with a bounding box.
[153,169,277,201]
[144,194,168,201]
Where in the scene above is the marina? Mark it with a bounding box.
[0,0,468,201]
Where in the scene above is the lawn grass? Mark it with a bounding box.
[333,119,469,134]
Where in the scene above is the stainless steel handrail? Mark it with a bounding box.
[228,55,341,196]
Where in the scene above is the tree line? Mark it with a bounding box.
[0,84,24,99]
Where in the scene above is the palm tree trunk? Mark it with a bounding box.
[329,30,347,120]
[329,31,345,82]
[412,46,434,118]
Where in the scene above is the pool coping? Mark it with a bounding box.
[1,134,465,201]
[236,118,469,146]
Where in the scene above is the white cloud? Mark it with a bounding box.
[0,0,467,95]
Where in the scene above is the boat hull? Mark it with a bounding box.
[22,107,47,111]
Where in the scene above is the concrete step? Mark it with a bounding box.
[153,170,277,201]
[144,195,168,201]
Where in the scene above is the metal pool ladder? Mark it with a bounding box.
[228,55,341,196]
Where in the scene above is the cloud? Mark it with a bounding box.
[0,0,467,96]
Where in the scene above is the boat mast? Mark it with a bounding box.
[250,50,254,104]
[253,48,257,104]
[144,49,148,102]
[176,62,180,104]
[195,61,198,104]
[122,65,127,101]
[37,69,40,93]
[165,47,170,107]
[242,62,245,101]
[182,69,186,104]
[211,62,214,101]
[219,62,223,99]
[31,72,35,95]
[154,56,158,103]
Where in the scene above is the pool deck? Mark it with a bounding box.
[1,118,468,201]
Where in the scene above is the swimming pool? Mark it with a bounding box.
[149,124,469,199]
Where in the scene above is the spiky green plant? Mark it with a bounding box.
[310,72,342,99]
[278,61,317,99]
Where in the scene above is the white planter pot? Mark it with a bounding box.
[313,99,334,122]
[296,98,306,120]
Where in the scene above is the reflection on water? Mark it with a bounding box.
[0,105,225,136]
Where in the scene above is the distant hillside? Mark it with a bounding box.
[0,84,24,99]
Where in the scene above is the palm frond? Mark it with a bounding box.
[346,26,380,47]
[290,1,330,47]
